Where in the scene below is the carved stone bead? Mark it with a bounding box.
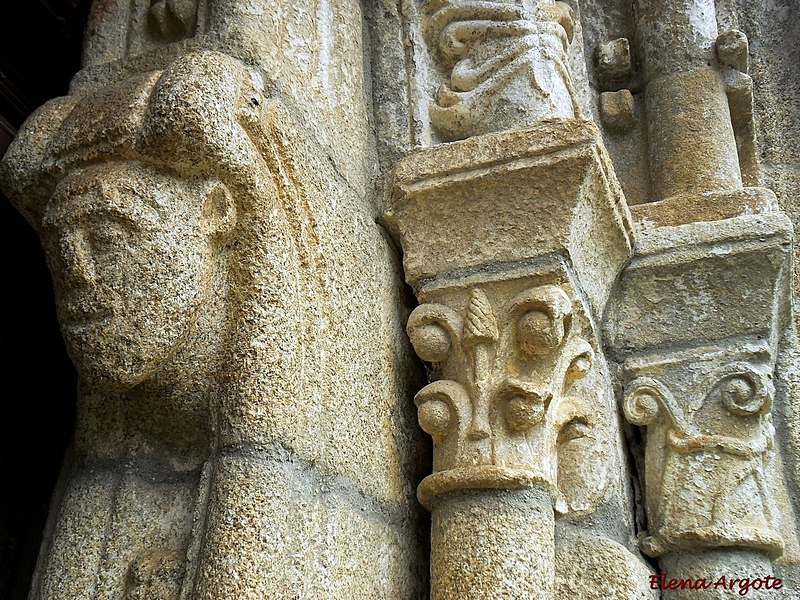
[411,322,452,363]
[505,395,545,432]
[418,399,452,436]
[516,310,563,356]
[720,375,761,416]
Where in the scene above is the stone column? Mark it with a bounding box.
[1,2,428,598]
[635,0,760,201]
[605,194,800,597]
[421,0,580,140]
[385,119,654,598]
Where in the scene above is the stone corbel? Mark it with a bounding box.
[605,194,800,592]
[385,117,655,598]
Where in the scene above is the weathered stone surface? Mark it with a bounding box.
[80,0,376,198]
[4,0,800,597]
[2,49,427,599]
[385,112,654,597]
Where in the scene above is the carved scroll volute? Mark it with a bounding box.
[492,285,575,486]
[408,283,612,513]
[407,303,467,471]
[624,366,786,558]
[423,0,580,140]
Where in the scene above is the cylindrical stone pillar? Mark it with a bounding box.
[636,0,742,201]
[430,486,554,600]
[660,548,775,599]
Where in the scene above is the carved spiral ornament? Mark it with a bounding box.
[418,399,452,436]
[407,303,462,363]
[623,380,663,426]
[720,374,762,416]
[414,380,470,441]
[516,310,563,355]
[412,323,452,363]
[510,285,572,357]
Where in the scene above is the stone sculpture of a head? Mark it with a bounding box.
[1,51,278,399]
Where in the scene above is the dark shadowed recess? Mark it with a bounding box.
[0,1,90,598]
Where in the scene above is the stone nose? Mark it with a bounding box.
[58,229,96,285]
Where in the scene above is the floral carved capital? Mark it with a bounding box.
[407,283,609,513]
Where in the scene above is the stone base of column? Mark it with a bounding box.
[660,549,775,599]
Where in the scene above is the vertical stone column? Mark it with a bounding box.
[635,0,759,201]
[385,120,654,598]
[1,2,428,598]
[421,0,580,140]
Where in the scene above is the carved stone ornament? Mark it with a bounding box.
[422,0,580,139]
[409,283,600,513]
[2,49,428,599]
[385,118,657,598]
[605,191,800,589]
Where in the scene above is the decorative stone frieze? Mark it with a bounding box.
[386,117,656,598]
[420,0,580,140]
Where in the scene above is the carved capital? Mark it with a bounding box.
[624,362,783,557]
[606,199,798,562]
[384,118,633,515]
[409,283,602,513]
[421,0,579,139]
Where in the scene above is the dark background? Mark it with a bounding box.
[0,1,91,598]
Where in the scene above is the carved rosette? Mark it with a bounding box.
[408,282,611,514]
[423,0,580,139]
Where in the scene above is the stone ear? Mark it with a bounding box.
[201,181,236,238]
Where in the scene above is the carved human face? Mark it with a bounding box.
[41,162,224,391]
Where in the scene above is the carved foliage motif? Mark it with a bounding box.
[408,284,608,512]
[422,0,580,139]
[623,363,785,557]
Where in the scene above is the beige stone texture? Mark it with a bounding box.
[2,49,427,599]
[386,116,654,598]
[605,186,800,594]
[5,0,800,597]
[79,0,376,198]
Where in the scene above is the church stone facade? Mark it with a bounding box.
[2,0,800,598]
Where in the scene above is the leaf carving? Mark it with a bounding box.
[463,288,497,345]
